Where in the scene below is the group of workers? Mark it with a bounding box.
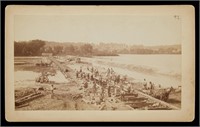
[143,78,161,91]
[75,65,132,103]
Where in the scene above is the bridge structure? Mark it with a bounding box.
[48,56,72,79]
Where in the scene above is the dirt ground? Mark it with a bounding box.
[14,57,181,110]
[14,63,130,110]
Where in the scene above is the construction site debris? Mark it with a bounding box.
[15,56,180,110]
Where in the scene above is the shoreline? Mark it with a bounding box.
[14,55,181,88]
[14,56,181,110]
[80,57,181,88]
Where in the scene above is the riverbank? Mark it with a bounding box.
[80,54,181,88]
[14,60,132,110]
[67,59,181,108]
[14,56,181,110]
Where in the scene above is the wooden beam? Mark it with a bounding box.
[15,92,44,106]
[135,90,180,110]
[123,97,148,101]
[122,93,138,97]
[148,107,171,110]
[99,103,106,110]
[125,101,153,105]
[16,103,29,108]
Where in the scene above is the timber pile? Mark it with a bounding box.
[114,88,180,110]
[134,90,180,110]
[15,87,36,100]
[15,92,44,108]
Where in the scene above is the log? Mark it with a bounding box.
[148,107,171,110]
[16,103,29,108]
[126,102,154,108]
[99,103,106,110]
[123,97,148,101]
[16,92,39,102]
[15,92,44,106]
[125,101,153,105]
[135,90,180,110]
[122,93,138,97]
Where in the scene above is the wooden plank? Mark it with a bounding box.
[126,102,154,108]
[123,93,138,97]
[99,103,106,110]
[15,93,44,106]
[125,101,153,105]
[16,103,29,108]
[15,92,40,103]
[135,90,180,110]
[122,97,148,102]
[148,107,171,110]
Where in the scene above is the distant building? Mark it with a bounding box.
[42,53,53,56]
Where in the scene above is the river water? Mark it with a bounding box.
[83,54,181,88]
[15,70,69,84]
[14,54,181,88]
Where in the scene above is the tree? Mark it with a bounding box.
[53,45,63,55]
[14,39,46,56]
[44,46,53,53]
[14,41,26,56]
[81,44,93,55]
[64,44,75,55]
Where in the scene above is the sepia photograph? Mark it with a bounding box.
[5,5,195,122]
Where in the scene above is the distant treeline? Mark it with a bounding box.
[14,40,46,56]
[14,40,181,56]
[14,40,117,56]
[96,43,181,54]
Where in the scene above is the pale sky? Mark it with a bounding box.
[14,15,181,46]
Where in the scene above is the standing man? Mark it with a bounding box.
[108,85,111,97]
[76,70,79,78]
[143,79,148,90]
[100,86,105,102]
[92,81,97,97]
[50,84,55,99]
[80,66,82,73]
